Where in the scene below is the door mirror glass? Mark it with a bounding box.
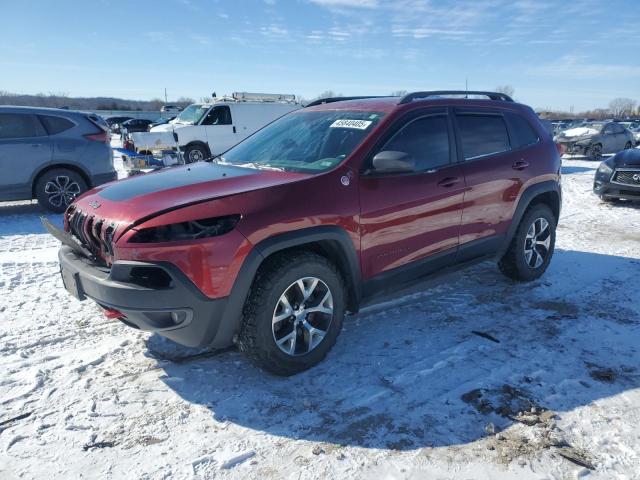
[372,150,415,173]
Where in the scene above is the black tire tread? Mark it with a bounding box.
[498,203,556,282]
[237,251,344,376]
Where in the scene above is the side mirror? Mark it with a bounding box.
[371,151,415,173]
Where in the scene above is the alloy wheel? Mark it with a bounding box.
[272,277,334,356]
[590,144,602,161]
[524,217,551,269]
[188,149,204,162]
[44,176,81,208]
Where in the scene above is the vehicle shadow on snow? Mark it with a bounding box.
[153,248,640,451]
[0,201,62,236]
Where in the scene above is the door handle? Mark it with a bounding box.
[437,176,460,188]
[512,160,529,170]
[232,126,237,133]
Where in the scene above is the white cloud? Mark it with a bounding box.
[309,0,378,7]
[527,55,640,79]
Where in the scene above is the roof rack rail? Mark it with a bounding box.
[305,96,387,107]
[398,90,514,104]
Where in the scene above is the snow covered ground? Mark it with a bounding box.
[1,148,639,479]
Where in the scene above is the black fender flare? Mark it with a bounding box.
[496,180,561,259]
[210,226,362,348]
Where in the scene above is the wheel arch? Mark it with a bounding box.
[496,180,561,260]
[31,163,92,198]
[210,226,362,348]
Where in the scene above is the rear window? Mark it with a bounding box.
[39,115,75,135]
[456,114,510,160]
[0,113,41,139]
[506,113,539,149]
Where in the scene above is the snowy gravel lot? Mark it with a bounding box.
[1,150,639,479]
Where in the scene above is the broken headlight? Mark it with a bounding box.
[129,215,240,243]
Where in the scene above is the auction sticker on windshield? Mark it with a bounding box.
[330,119,372,130]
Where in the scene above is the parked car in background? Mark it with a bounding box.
[629,126,640,146]
[161,105,182,114]
[148,116,176,130]
[106,116,133,134]
[135,92,301,163]
[0,106,116,212]
[48,91,561,375]
[555,121,635,160]
[120,118,153,138]
[594,148,640,203]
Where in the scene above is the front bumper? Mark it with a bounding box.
[593,168,640,200]
[558,141,588,155]
[58,245,231,347]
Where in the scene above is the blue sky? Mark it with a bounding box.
[1,0,639,111]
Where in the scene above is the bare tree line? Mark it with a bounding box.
[0,91,194,111]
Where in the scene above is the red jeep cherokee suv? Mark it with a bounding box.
[47,91,561,375]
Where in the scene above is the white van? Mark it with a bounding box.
[132,93,301,163]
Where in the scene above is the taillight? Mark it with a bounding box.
[84,132,110,143]
[555,143,566,156]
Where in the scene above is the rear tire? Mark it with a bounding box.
[35,168,88,213]
[238,251,345,376]
[498,204,556,282]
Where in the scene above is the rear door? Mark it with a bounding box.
[359,108,466,281]
[0,113,53,200]
[454,109,533,257]
[202,105,235,154]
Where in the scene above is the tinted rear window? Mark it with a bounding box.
[456,114,510,160]
[507,113,539,148]
[39,115,75,135]
[0,113,40,139]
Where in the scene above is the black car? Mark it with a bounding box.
[594,148,640,202]
[148,116,176,129]
[106,116,133,133]
[120,118,153,136]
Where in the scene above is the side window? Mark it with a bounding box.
[506,113,539,149]
[456,114,510,160]
[613,123,624,133]
[39,115,74,135]
[0,113,41,139]
[381,115,450,172]
[603,124,614,134]
[202,106,232,126]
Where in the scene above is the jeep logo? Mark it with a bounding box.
[88,200,101,209]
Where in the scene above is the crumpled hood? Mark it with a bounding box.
[561,127,599,138]
[72,162,310,226]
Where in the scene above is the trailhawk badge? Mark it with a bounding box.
[88,200,101,209]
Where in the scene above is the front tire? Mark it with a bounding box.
[35,168,88,213]
[498,204,556,282]
[586,143,603,161]
[238,251,345,376]
[624,141,633,150]
[183,144,208,163]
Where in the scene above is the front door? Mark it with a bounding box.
[202,105,235,155]
[0,113,52,200]
[359,110,465,281]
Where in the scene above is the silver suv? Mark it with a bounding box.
[0,106,117,212]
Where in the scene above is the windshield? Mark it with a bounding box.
[175,104,209,125]
[219,110,384,173]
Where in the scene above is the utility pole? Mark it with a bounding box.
[164,88,168,104]
[465,78,468,98]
